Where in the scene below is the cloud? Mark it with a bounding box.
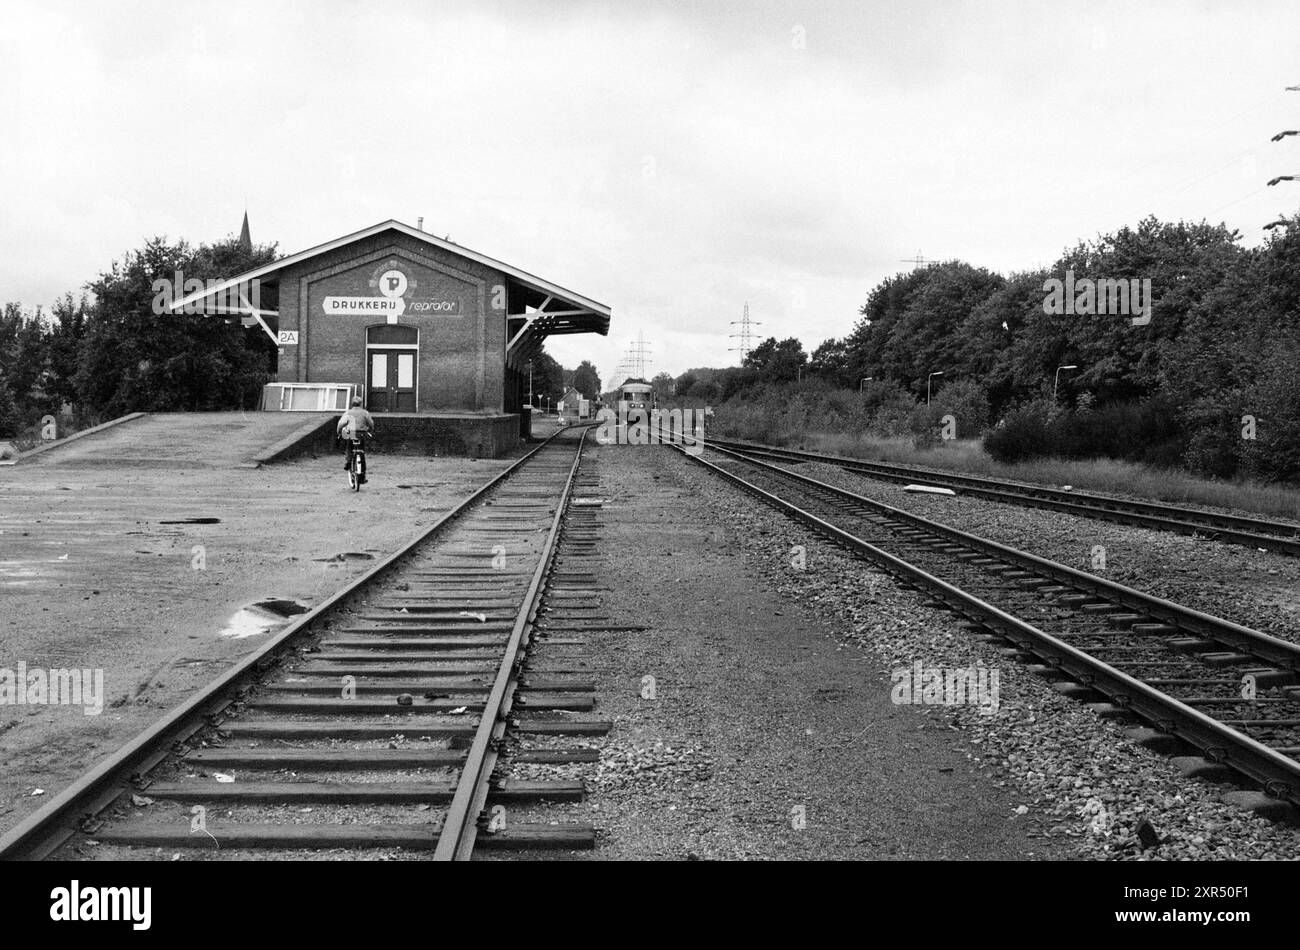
[4,0,1300,382]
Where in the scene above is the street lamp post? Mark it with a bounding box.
[927,371,944,405]
[1054,364,1078,400]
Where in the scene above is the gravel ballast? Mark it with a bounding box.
[783,459,1300,644]
[672,448,1300,860]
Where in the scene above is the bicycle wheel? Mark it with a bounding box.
[348,453,359,491]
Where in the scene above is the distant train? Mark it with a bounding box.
[616,379,656,415]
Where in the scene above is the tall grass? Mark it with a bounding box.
[712,423,1300,525]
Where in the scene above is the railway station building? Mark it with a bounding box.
[171,219,610,457]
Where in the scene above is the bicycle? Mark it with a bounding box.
[344,436,367,491]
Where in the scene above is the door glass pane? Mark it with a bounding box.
[371,353,387,386]
[397,353,414,389]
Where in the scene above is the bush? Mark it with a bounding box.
[1064,398,1185,467]
[929,378,990,438]
[711,381,884,444]
[710,399,779,443]
[984,401,1056,463]
[985,397,1186,467]
[0,372,18,438]
[907,402,944,449]
[1237,343,1300,483]
[858,381,915,437]
[1183,424,1240,479]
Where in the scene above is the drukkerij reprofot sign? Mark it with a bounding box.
[322,268,461,322]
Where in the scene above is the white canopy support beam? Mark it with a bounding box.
[236,287,280,345]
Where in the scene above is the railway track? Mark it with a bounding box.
[0,426,607,861]
[680,442,1300,813]
[709,438,1300,558]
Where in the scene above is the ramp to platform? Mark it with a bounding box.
[19,412,338,468]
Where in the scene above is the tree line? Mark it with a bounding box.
[1,235,279,440]
[669,214,1300,482]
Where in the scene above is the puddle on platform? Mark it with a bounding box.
[255,598,310,618]
[312,552,376,562]
[218,599,310,639]
[159,517,222,525]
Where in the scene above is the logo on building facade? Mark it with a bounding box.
[378,269,408,299]
[322,262,461,322]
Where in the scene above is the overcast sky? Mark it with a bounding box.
[3,0,1299,387]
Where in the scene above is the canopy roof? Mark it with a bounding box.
[168,219,610,364]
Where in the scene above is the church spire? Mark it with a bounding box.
[238,210,251,251]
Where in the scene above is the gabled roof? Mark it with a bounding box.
[169,218,611,318]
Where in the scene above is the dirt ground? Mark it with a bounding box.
[502,441,1070,859]
[0,445,524,836]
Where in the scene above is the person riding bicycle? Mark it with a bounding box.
[336,397,375,471]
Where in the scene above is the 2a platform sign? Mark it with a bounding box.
[278,330,299,345]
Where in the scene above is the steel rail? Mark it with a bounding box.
[710,438,1300,556]
[704,443,1300,672]
[434,427,590,860]
[0,428,575,862]
[677,444,1300,806]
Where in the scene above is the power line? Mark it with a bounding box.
[613,332,653,385]
[728,302,761,363]
[627,331,652,378]
[1101,89,1290,231]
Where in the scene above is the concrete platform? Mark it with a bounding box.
[18,412,337,468]
[0,447,523,837]
[17,411,524,466]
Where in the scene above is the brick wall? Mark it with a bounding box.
[275,231,508,413]
[370,414,518,458]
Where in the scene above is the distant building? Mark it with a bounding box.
[557,386,591,419]
[169,219,611,455]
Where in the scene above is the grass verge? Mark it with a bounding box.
[719,429,1300,525]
